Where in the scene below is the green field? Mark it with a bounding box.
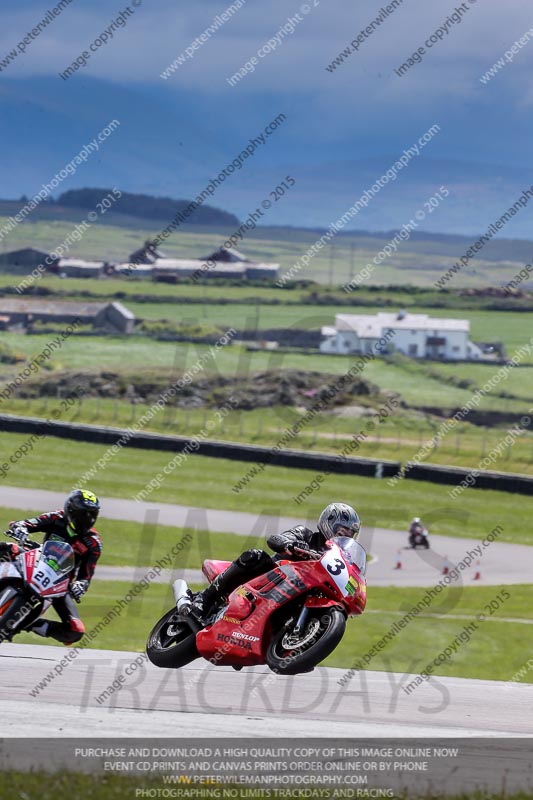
[126,301,533,355]
[1,213,532,287]
[3,330,533,407]
[0,433,532,544]
[2,271,533,311]
[2,263,533,489]
[2,325,532,483]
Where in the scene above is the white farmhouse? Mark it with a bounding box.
[320,311,485,361]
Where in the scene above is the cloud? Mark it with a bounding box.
[2,0,533,170]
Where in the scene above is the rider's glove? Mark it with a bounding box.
[288,541,320,560]
[9,524,29,545]
[286,540,309,555]
[70,580,89,603]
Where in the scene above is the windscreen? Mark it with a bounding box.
[331,536,367,576]
[40,540,75,578]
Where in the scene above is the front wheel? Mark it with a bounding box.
[146,608,199,668]
[266,607,346,676]
[0,586,30,644]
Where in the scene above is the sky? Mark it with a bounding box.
[1,0,533,232]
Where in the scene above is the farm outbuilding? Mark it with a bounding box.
[117,241,279,282]
[0,248,58,275]
[0,299,135,334]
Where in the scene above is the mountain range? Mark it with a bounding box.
[2,76,533,239]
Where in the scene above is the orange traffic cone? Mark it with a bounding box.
[442,556,449,576]
[473,560,482,580]
[394,550,402,570]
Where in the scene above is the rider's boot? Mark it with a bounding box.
[188,562,246,620]
[186,549,273,621]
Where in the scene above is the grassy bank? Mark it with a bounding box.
[3,396,532,475]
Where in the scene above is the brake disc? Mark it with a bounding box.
[282,617,321,651]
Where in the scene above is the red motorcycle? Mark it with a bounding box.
[146,536,367,675]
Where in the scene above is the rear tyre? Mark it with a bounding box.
[266,607,346,676]
[146,608,199,668]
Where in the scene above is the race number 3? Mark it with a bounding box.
[326,558,346,576]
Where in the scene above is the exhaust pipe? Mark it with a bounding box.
[172,578,191,614]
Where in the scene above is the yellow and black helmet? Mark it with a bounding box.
[64,489,100,536]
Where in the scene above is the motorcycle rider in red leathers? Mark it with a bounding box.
[187,502,361,620]
[0,490,102,644]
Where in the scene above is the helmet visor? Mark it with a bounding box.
[335,522,360,538]
[68,509,98,534]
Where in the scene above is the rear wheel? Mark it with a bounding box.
[267,607,346,676]
[146,608,199,668]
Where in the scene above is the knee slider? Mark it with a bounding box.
[69,618,85,634]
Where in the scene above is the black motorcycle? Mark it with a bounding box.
[408,526,430,549]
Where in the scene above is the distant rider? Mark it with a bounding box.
[408,516,426,546]
[0,490,102,644]
[187,502,361,620]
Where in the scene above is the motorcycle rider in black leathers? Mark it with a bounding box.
[408,516,426,547]
[187,502,361,620]
[0,489,102,644]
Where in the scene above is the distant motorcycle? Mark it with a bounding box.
[408,525,430,549]
[0,534,76,644]
[146,536,367,675]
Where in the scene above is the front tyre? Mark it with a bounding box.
[0,586,28,644]
[267,607,346,676]
[146,608,199,668]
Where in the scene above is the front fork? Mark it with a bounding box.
[292,606,309,636]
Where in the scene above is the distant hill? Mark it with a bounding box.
[55,188,239,227]
[0,189,239,229]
